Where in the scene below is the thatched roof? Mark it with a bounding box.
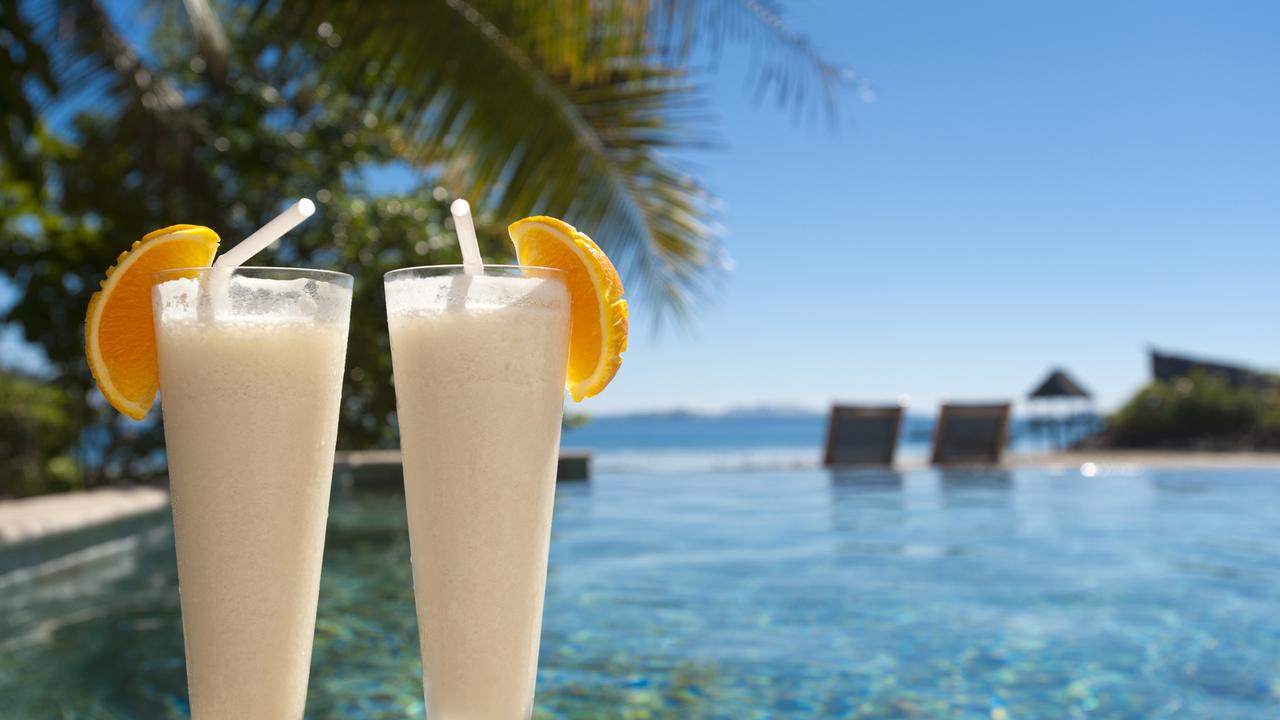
[1151,349,1274,390]
[1029,369,1091,399]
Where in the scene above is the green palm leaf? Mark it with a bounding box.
[22,0,860,317]
[251,1,708,316]
[250,0,858,317]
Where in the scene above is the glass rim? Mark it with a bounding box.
[152,266,354,284]
[384,264,562,281]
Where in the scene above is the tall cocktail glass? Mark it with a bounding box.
[384,265,570,719]
[151,267,353,719]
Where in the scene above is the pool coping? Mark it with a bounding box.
[1009,449,1280,469]
[0,486,169,583]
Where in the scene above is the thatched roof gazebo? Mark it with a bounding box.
[1029,369,1091,401]
[1027,368,1097,448]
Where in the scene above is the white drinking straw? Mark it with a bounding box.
[213,198,316,268]
[450,198,483,275]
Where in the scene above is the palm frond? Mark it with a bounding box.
[24,0,184,120]
[496,0,871,124]
[649,0,873,125]
[0,0,57,175]
[253,0,723,317]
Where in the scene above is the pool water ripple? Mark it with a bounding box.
[1,467,1279,718]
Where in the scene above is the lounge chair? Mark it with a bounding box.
[930,402,1011,466]
[823,404,904,467]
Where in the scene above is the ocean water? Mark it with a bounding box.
[561,413,1094,472]
[564,414,837,472]
[1,417,1276,719]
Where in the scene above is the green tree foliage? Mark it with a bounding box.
[0,0,860,493]
[0,372,81,497]
[1107,371,1280,450]
[3,2,489,483]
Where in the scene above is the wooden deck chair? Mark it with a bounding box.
[930,402,1012,465]
[823,404,904,467]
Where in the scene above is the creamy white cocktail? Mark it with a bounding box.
[152,268,352,719]
[385,267,570,719]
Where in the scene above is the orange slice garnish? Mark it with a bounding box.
[509,216,628,401]
[85,225,220,420]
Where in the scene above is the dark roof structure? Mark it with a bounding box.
[1028,369,1091,400]
[1151,349,1274,390]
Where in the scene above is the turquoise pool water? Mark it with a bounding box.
[3,466,1280,718]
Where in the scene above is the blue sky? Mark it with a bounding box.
[4,1,1277,415]
[577,0,1280,415]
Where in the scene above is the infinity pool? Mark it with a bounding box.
[3,467,1280,718]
